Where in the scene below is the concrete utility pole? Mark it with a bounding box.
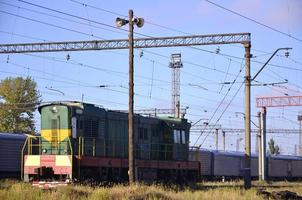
[236,138,243,152]
[255,134,259,154]
[257,111,262,181]
[295,145,297,156]
[298,114,302,156]
[222,131,226,151]
[215,128,219,150]
[261,107,267,181]
[244,42,251,189]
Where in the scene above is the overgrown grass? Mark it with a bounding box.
[1,179,302,200]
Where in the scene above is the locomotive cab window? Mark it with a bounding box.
[173,130,180,144]
[173,129,186,144]
[181,130,186,144]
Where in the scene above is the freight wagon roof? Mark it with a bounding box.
[201,149,302,160]
[209,150,259,158]
[269,154,302,160]
[0,133,27,140]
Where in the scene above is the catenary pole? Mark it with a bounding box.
[244,42,251,189]
[215,128,219,150]
[261,107,267,181]
[257,111,262,181]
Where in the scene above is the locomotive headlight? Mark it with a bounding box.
[43,149,47,153]
[51,106,58,113]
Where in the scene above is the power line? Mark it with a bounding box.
[0,10,104,39]
[0,28,235,88]
[69,0,297,59]
[0,6,245,86]
[16,0,120,31]
[0,1,125,37]
[3,60,229,111]
[16,0,152,38]
[192,59,245,146]
[193,59,244,126]
[198,81,244,147]
[1,1,300,128]
[22,53,251,108]
[0,68,153,109]
[11,50,296,116]
[0,38,296,119]
[14,0,300,77]
[17,47,245,102]
[2,59,300,128]
[4,2,301,78]
[0,25,286,94]
[0,30,46,42]
[69,0,191,35]
[204,0,302,43]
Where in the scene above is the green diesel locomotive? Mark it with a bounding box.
[23,101,199,183]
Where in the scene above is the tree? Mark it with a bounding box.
[0,77,41,134]
[268,138,280,155]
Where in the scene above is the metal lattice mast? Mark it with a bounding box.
[169,53,183,118]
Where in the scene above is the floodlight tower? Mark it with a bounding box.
[169,53,183,118]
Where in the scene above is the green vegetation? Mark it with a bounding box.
[268,138,280,155]
[0,76,41,134]
[2,179,302,200]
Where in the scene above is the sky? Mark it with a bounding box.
[0,0,302,155]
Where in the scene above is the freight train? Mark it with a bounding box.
[0,133,27,179]
[189,148,302,180]
[22,101,199,183]
[1,101,302,184]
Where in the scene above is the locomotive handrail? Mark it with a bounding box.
[20,137,29,180]
[67,137,73,156]
[22,136,73,155]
